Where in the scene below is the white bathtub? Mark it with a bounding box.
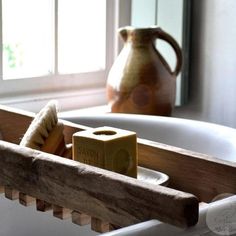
[61,113,236,162]
[1,113,236,236]
[61,113,236,236]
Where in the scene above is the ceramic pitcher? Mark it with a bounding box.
[106,26,182,116]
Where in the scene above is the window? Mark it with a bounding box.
[2,0,54,80]
[0,0,189,111]
[0,0,125,111]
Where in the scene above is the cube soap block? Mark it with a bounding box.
[72,126,137,178]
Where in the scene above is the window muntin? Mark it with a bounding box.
[0,0,111,98]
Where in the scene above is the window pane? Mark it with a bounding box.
[2,0,54,80]
[58,0,106,74]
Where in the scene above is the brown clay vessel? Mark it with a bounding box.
[106,26,182,116]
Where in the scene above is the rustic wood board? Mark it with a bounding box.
[138,139,236,202]
[0,105,88,144]
[0,105,34,144]
[0,141,198,228]
[1,105,236,203]
[1,105,236,226]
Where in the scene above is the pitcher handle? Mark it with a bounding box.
[155,28,182,76]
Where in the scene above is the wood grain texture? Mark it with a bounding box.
[0,105,34,144]
[35,123,66,213]
[0,141,198,228]
[0,105,88,144]
[2,106,236,203]
[19,192,36,206]
[53,205,72,219]
[3,105,236,227]
[72,211,91,226]
[4,186,19,200]
[138,138,236,202]
[91,217,110,233]
[36,199,52,212]
[0,105,87,209]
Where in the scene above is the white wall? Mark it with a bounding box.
[174,0,236,129]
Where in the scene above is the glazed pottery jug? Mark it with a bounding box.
[106,26,182,116]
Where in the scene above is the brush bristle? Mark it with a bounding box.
[20,100,58,149]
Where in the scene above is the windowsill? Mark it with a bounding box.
[59,105,183,119]
[59,105,109,118]
[0,87,107,113]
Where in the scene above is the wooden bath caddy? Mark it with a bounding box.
[0,105,236,233]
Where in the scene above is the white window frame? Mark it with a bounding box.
[0,0,131,112]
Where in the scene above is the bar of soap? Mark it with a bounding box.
[72,126,137,178]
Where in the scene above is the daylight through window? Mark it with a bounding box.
[2,0,106,80]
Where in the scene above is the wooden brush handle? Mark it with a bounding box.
[41,122,66,155]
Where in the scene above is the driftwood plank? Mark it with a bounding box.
[2,105,236,204]
[138,139,236,202]
[0,105,90,209]
[0,141,198,228]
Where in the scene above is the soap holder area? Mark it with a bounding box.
[4,105,236,236]
[138,166,169,186]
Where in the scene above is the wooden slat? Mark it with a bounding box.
[53,205,72,220]
[35,123,66,213]
[19,192,36,206]
[91,217,110,233]
[72,211,91,226]
[0,141,198,228]
[2,105,236,204]
[36,200,52,211]
[109,224,120,231]
[0,105,34,144]
[0,105,88,144]
[138,139,236,202]
[36,199,52,212]
[3,105,236,227]
[0,105,87,209]
[4,186,19,200]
